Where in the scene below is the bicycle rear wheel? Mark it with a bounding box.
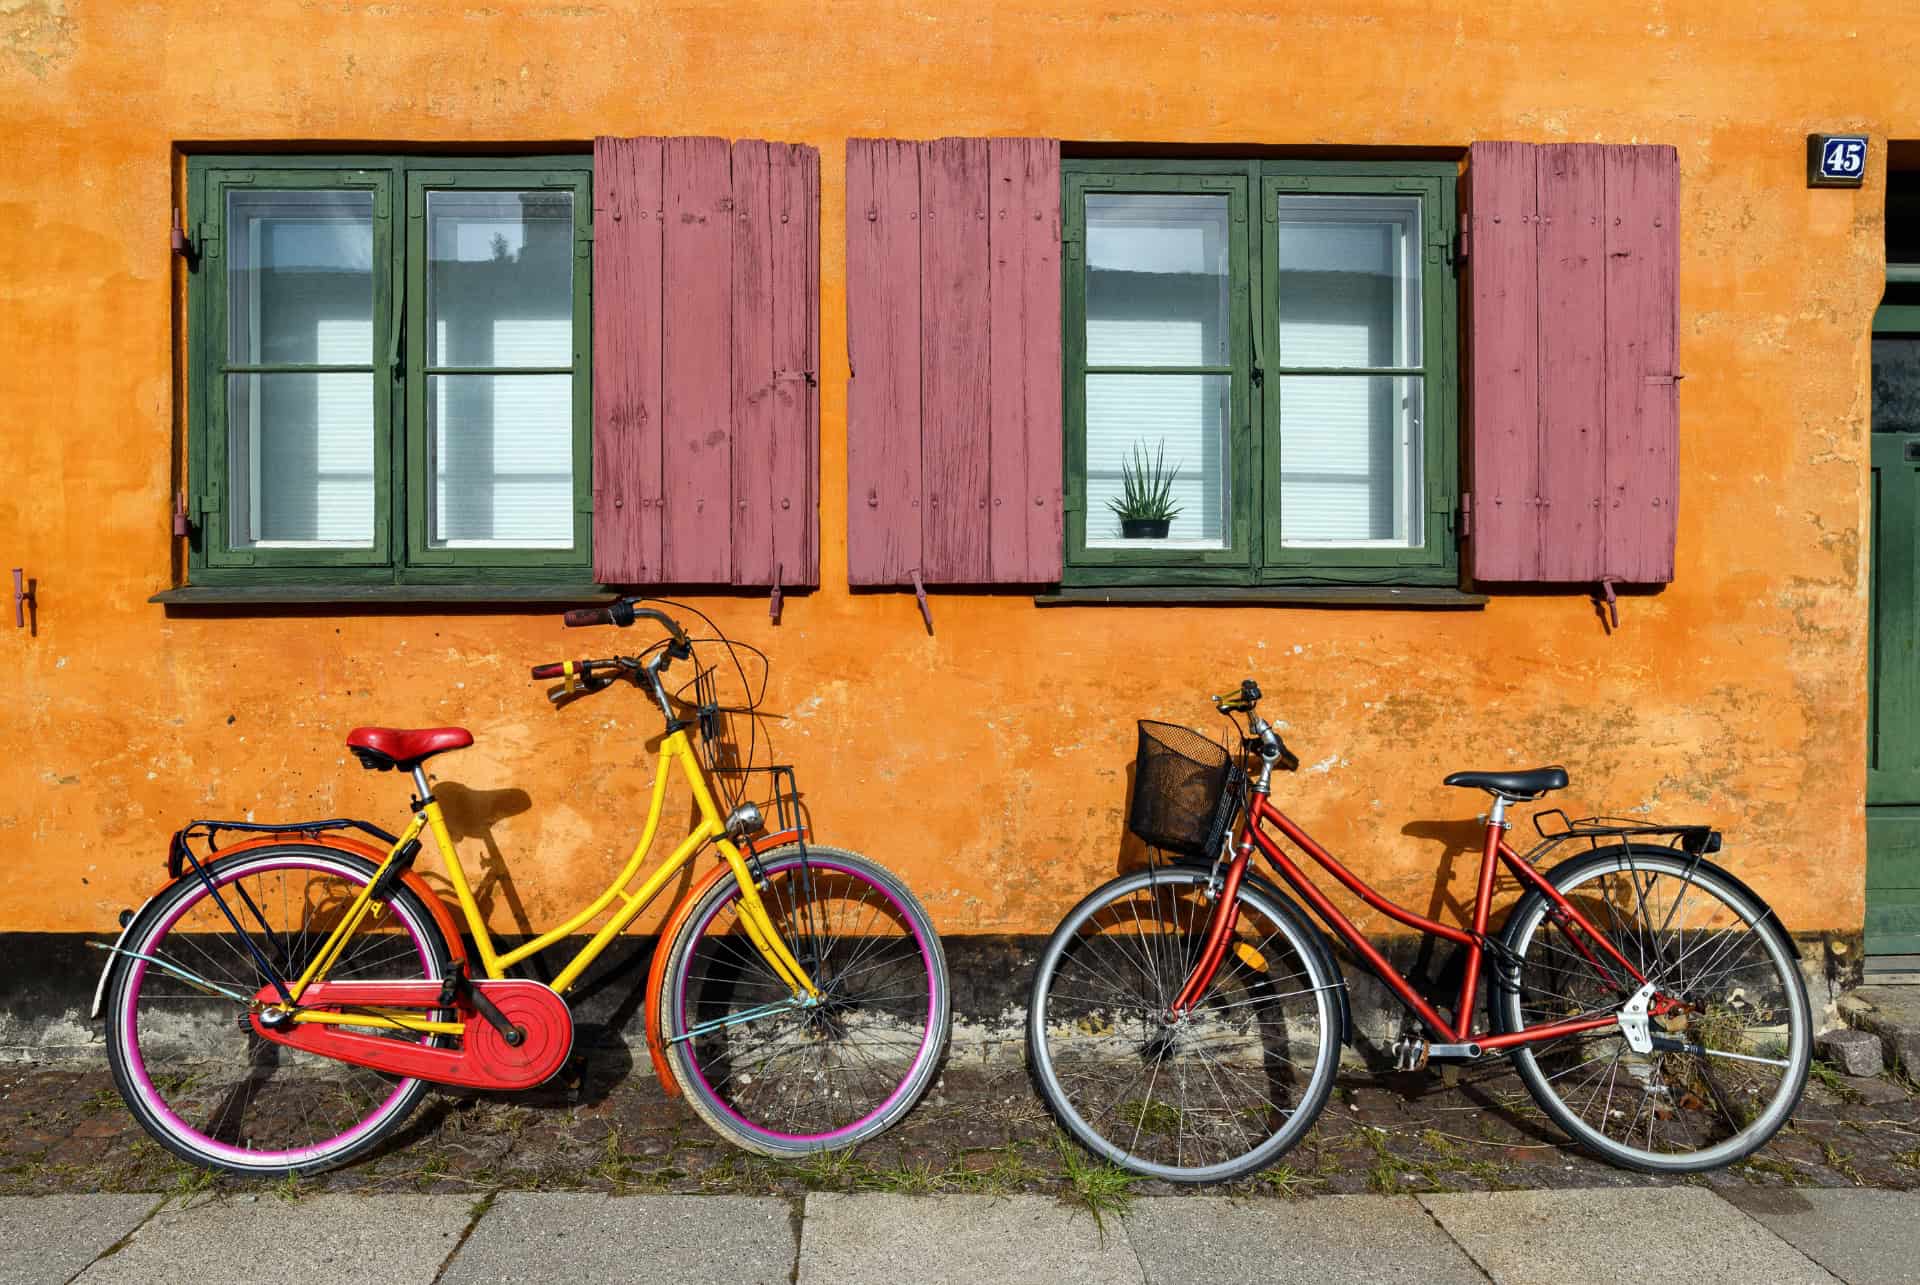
[657,845,950,1156]
[1027,864,1342,1183]
[104,844,451,1176]
[1496,846,1811,1172]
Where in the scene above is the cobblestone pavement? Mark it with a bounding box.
[2,1053,1915,1201]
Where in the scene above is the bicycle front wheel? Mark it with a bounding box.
[1497,846,1811,1172]
[104,844,452,1176]
[1028,864,1343,1183]
[657,845,951,1156]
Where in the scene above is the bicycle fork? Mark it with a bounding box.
[1168,845,1251,1015]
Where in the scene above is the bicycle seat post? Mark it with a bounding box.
[409,765,434,807]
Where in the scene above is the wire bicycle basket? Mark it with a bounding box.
[1127,720,1243,860]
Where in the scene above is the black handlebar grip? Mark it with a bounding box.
[562,607,612,628]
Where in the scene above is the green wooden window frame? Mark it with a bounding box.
[1062,159,1459,589]
[184,154,593,588]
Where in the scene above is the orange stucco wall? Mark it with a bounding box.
[0,1,1907,943]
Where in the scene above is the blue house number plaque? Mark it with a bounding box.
[1808,134,1868,188]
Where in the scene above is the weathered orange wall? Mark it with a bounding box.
[0,1,1906,943]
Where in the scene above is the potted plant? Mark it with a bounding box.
[1107,441,1184,539]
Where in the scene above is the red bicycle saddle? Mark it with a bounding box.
[346,726,474,769]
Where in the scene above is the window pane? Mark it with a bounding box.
[1086,374,1230,549]
[227,373,375,548]
[427,190,574,368]
[226,191,374,365]
[1873,337,1920,432]
[1275,194,1422,369]
[1086,194,1230,367]
[428,374,573,548]
[1279,375,1423,547]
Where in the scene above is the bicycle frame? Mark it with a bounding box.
[1176,790,1668,1051]
[277,726,820,1037]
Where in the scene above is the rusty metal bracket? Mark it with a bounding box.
[170,209,198,270]
[911,569,933,635]
[770,563,784,625]
[1596,577,1620,630]
[12,568,33,629]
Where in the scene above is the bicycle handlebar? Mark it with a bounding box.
[561,598,692,651]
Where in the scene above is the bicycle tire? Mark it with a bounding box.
[1495,845,1811,1172]
[104,844,452,1176]
[1028,864,1343,1183]
[656,844,951,1156]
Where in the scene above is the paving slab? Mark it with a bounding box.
[1125,1194,1488,1283]
[73,1193,475,1285]
[0,1196,161,1285]
[441,1193,794,1285]
[798,1194,1144,1285]
[1719,1187,1920,1285]
[1420,1188,1838,1285]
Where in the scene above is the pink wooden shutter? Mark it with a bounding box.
[1465,141,1679,585]
[592,136,819,587]
[846,137,1063,587]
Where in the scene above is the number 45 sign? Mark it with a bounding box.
[1808,133,1869,188]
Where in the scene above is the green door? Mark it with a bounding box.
[1868,310,1920,967]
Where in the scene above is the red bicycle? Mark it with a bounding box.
[1028,680,1812,1183]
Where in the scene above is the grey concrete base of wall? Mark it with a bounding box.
[0,931,1847,1067]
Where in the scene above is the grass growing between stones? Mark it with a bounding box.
[1053,1134,1141,1229]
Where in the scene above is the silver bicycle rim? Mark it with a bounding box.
[1029,866,1341,1183]
[1501,851,1810,1171]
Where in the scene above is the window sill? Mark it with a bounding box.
[1035,585,1487,608]
[151,583,617,607]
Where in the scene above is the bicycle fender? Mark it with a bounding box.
[89,888,166,1021]
[95,832,471,1025]
[1530,844,1802,960]
[642,858,739,1096]
[207,831,472,971]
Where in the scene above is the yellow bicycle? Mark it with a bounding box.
[95,599,951,1175]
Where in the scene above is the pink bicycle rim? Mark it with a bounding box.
[677,856,938,1145]
[120,854,432,1168]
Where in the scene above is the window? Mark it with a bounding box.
[185,156,592,586]
[1063,160,1457,587]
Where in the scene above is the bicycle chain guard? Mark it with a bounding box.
[250,978,574,1092]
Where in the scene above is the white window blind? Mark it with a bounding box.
[1084,193,1232,548]
[1275,195,1423,548]
[425,191,575,549]
[225,193,377,550]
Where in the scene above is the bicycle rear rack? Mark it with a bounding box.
[166,817,401,879]
[1521,809,1722,866]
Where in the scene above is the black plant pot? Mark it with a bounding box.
[1120,518,1172,539]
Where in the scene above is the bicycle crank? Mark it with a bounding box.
[250,978,575,1091]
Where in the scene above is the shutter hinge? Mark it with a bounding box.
[170,210,200,271]
[1452,229,1469,266]
[1458,492,1472,541]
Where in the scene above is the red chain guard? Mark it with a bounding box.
[250,979,574,1092]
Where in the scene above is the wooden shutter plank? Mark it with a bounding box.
[919,137,993,583]
[729,140,778,586]
[768,143,819,587]
[591,136,665,584]
[1466,141,1542,582]
[845,139,924,586]
[1535,144,1608,579]
[660,137,734,583]
[1603,144,1680,583]
[987,138,1064,583]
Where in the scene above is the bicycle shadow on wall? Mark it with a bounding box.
[1379,817,1567,1144]
[404,781,643,1111]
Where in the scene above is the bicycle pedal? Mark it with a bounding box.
[1390,1036,1430,1072]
